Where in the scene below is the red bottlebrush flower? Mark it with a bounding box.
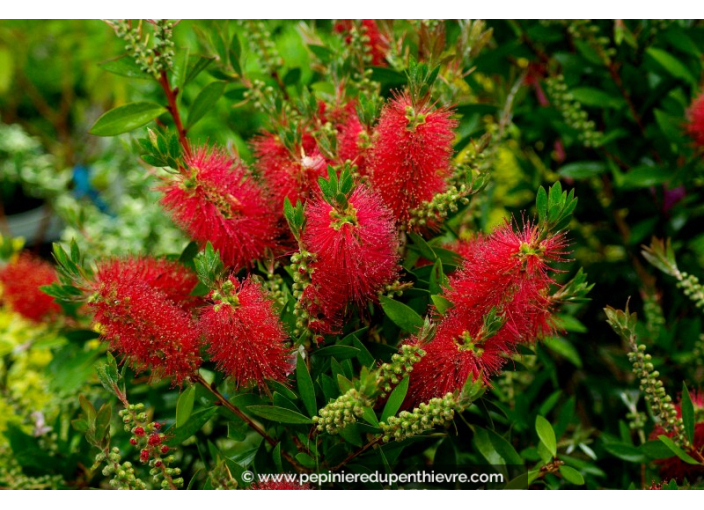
[686,92,704,147]
[405,312,510,407]
[301,185,400,331]
[250,480,313,490]
[161,146,279,270]
[445,221,567,343]
[200,276,292,390]
[0,252,60,323]
[337,108,373,177]
[93,257,198,309]
[252,132,328,209]
[369,92,456,225]
[650,392,704,483]
[89,260,201,384]
[335,19,388,67]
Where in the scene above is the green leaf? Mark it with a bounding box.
[381,377,409,422]
[535,415,557,458]
[559,465,585,485]
[184,55,215,87]
[379,296,424,333]
[431,295,453,315]
[187,81,226,128]
[247,405,313,425]
[535,187,548,224]
[658,435,700,465]
[193,242,224,288]
[474,427,524,465]
[558,161,606,179]
[646,48,696,85]
[89,102,167,136]
[570,87,621,109]
[176,385,196,428]
[682,382,695,444]
[296,353,317,418]
[166,407,219,446]
[98,56,149,79]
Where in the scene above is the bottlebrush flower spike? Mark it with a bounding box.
[252,131,328,208]
[686,92,704,147]
[369,91,456,226]
[89,259,201,384]
[161,146,279,270]
[94,257,199,309]
[0,252,60,323]
[200,276,292,390]
[405,312,508,407]
[445,220,568,343]
[650,391,704,482]
[301,171,400,331]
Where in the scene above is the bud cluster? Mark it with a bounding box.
[290,249,318,339]
[545,74,603,148]
[377,344,426,399]
[313,388,372,434]
[627,344,687,445]
[96,447,147,490]
[119,404,183,489]
[676,271,704,309]
[380,393,457,442]
[112,19,176,78]
[239,20,283,73]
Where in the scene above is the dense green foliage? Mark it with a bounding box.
[1,19,704,490]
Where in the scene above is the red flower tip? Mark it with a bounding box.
[140,450,150,463]
[250,480,313,490]
[200,276,293,390]
[369,92,457,225]
[160,445,169,454]
[252,131,328,208]
[90,258,202,384]
[161,146,279,270]
[133,426,145,437]
[687,93,704,147]
[0,252,60,323]
[301,185,400,331]
[148,433,162,446]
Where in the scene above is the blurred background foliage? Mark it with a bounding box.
[1,19,704,489]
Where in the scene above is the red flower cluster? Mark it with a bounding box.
[200,276,292,390]
[650,391,704,482]
[161,146,279,270]
[406,221,567,405]
[301,185,400,333]
[369,92,456,225]
[93,257,199,309]
[0,252,60,323]
[686,92,704,147]
[252,131,328,209]
[89,257,201,384]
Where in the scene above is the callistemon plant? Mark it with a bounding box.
[0,252,60,323]
[35,20,594,490]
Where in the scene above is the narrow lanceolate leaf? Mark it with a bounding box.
[246,405,313,424]
[89,102,167,136]
[535,415,557,458]
[658,435,700,465]
[381,377,409,422]
[296,353,317,417]
[681,382,695,444]
[176,385,196,428]
[559,465,585,485]
[379,296,424,333]
[187,81,226,128]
